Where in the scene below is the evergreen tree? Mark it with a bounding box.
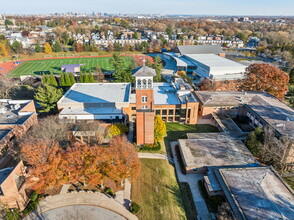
[84,73,90,83]
[64,73,71,86]
[289,68,294,85]
[88,73,95,83]
[49,72,58,86]
[35,41,42,53]
[53,41,62,52]
[59,72,66,86]
[69,72,76,86]
[79,73,85,83]
[11,40,23,53]
[42,74,49,84]
[153,56,162,82]
[34,84,63,113]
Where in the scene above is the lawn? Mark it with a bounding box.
[165,122,219,141]
[8,56,136,77]
[283,175,294,190]
[131,159,186,220]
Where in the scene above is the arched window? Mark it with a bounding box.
[148,79,152,88]
[137,79,141,89]
[142,79,147,89]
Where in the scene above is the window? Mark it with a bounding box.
[156,109,161,115]
[162,109,167,115]
[142,105,147,109]
[142,96,147,103]
[168,109,174,115]
[148,79,152,88]
[131,107,136,110]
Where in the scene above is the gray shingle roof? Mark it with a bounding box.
[132,66,156,77]
[177,45,224,55]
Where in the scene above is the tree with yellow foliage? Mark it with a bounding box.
[0,43,8,57]
[44,42,52,54]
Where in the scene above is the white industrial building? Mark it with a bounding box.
[164,45,247,82]
[183,54,246,81]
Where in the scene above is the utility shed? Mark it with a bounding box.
[178,133,256,174]
[217,167,294,220]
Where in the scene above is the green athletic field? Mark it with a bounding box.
[8,56,136,77]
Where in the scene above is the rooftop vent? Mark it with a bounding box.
[0,107,7,114]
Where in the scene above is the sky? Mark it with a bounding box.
[1,0,294,16]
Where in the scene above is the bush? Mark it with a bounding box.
[30,191,39,201]
[130,201,141,214]
[140,142,161,152]
[5,209,21,220]
[107,123,129,138]
[105,187,116,197]
[177,71,186,78]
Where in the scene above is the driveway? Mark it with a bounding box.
[170,141,211,220]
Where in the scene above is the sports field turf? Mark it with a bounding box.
[8,56,136,77]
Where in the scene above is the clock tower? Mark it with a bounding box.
[133,60,156,145]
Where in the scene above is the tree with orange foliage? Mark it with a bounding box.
[20,136,140,193]
[241,64,289,99]
[199,78,217,91]
[21,139,65,193]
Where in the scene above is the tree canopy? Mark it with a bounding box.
[154,115,166,142]
[241,63,289,99]
[34,84,63,113]
[20,136,140,193]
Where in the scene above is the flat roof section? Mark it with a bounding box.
[184,54,246,76]
[178,133,256,169]
[58,83,131,104]
[153,83,181,105]
[219,167,294,220]
[177,45,224,55]
[60,107,122,115]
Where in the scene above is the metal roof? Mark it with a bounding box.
[58,83,131,104]
[177,45,224,55]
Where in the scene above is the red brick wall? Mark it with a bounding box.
[0,161,29,210]
[135,89,154,110]
[136,111,155,145]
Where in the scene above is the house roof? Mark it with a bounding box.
[132,66,156,77]
[61,64,84,73]
[177,45,224,55]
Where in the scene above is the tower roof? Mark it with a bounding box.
[132,66,156,77]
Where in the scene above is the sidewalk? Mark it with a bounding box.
[138,152,168,160]
[170,141,211,220]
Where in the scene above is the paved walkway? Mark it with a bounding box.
[138,152,168,160]
[170,141,211,220]
[25,192,138,220]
